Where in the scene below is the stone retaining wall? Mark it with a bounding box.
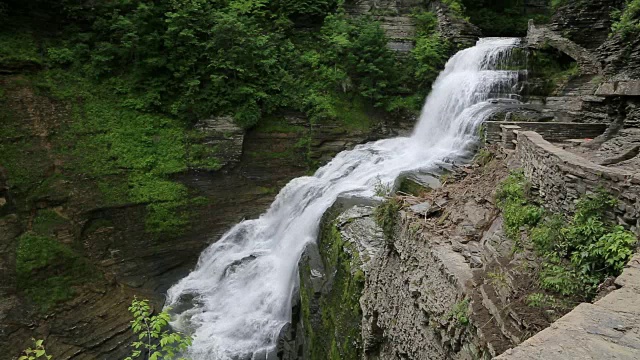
[515,131,640,234]
[485,121,607,144]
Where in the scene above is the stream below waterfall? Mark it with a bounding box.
[165,37,522,360]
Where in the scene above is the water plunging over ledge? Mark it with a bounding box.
[165,38,521,360]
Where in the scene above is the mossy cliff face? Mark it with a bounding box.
[0,70,401,358]
[284,205,384,360]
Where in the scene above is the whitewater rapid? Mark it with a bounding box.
[165,38,521,359]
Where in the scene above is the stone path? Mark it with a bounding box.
[495,254,640,359]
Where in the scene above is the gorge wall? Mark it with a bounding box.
[0,73,406,358]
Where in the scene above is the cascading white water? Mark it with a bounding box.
[165,38,521,360]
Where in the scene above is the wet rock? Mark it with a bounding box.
[549,0,624,50]
[192,116,245,170]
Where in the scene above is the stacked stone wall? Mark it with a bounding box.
[515,131,640,234]
[485,121,607,144]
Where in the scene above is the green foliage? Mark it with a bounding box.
[611,0,640,38]
[5,0,418,129]
[16,233,97,311]
[374,198,402,241]
[496,171,544,241]
[496,171,528,206]
[498,175,638,300]
[441,0,467,18]
[487,270,508,289]
[412,11,438,34]
[18,339,52,360]
[412,34,450,87]
[474,148,494,166]
[0,31,41,68]
[526,293,557,308]
[550,0,568,9]
[124,298,192,360]
[446,298,470,326]
[300,213,365,360]
[460,0,550,37]
[32,209,68,236]
[373,178,392,197]
[527,47,580,96]
[31,70,193,234]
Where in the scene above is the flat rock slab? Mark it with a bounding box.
[496,303,640,359]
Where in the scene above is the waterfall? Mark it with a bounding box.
[165,37,521,360]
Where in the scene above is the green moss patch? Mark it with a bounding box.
[32,209,68,236]
[0,31,42,69]
[299,212,365,360]
[16,232,99,312]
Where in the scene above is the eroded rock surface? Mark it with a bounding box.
[360,154,551,360]
[192,116,245,170]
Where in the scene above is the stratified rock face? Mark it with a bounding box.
[192,116,245,170]
[345,0,480,53]
[550,0,625,50]
[430,3,481,49]
[361,213,475,360]
[359,157,546,360]
[346,0,422,52]
[598,34,640,82]
[0,168,19,347]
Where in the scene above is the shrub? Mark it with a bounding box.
[447,298,470,326]
[18,339,51,360]
[496,171,544,241]
[611,0,640,38]
[375,198,402,241]
[474,148,494,166]
[496,172,637,300]
[125,298,192,360]
[526,293,557,308]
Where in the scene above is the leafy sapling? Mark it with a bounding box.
[125,297,192,360]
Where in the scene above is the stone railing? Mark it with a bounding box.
[515,131,640,234]
[485,121,607,145]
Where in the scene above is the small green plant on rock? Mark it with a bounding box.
[125,297,192,360]
[474,147,494,167]
[446,298,470,326]
[374,198,402,242]
[373,178,392,197]
[526,293,557,308]
[496,171,544,242]
[487,270,509,289]
[18,339,51,360]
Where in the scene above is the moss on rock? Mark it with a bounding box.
[298,209,366,360]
